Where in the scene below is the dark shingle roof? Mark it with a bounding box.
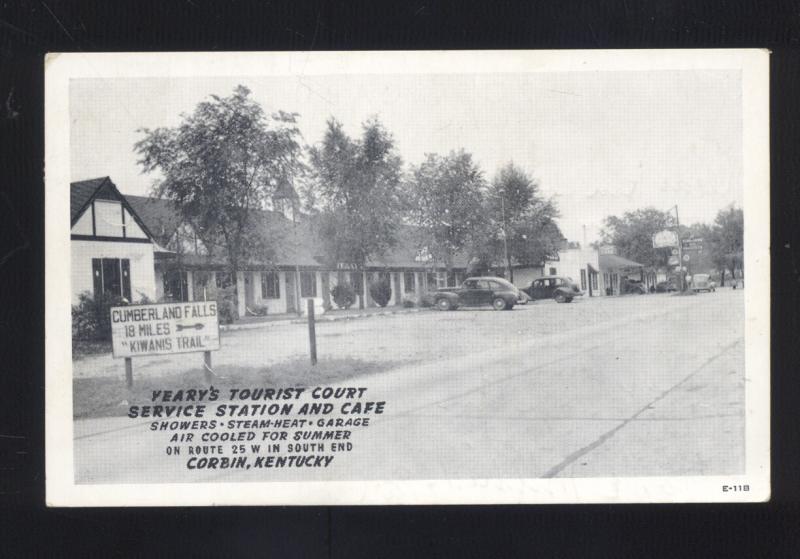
[125,195,183,246]
[70,177,109,222]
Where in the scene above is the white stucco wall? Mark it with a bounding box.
[71,240,156,304]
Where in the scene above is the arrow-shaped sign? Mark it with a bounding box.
[176,323,205,332]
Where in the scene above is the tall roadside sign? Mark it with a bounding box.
[110,301,221,387]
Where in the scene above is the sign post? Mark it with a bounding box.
[125,357,133,389]
[307,298,317,365]
[110,301,221,386]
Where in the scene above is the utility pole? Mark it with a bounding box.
[501,195,512,282]
[673,204,685,291]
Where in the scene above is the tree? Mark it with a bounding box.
[306,118,403,308]
[135,85,303,319]
[406,151,487,279]
[708,205,743,286]
[599,208,674,270]
[483,163,563,282]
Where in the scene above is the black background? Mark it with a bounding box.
[1,1,799,557]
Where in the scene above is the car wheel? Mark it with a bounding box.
[554,292,567,303]
[436,298,452,311]
[565,297,573,303]
[492,297,507,311]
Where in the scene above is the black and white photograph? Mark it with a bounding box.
[45,50,770,505]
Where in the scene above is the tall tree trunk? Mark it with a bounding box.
[720,268,726,287]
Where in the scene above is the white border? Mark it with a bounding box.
[46,49,770,506]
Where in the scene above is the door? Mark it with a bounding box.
[459,279,480,305]
[244,272,256,311]
[475,280,495,305]
[285,272,297,313]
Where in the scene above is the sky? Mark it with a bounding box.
[70,70,742,244]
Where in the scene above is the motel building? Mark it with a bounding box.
[71,177,469,318]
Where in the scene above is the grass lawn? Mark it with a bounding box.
[73,356,409,419]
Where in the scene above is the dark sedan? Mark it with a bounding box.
[432,277,520,311]
[522,276,583,303]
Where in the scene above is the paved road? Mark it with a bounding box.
[74,290,744,484]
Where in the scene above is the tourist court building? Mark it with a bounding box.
[70,177,469,317]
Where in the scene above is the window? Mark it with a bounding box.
[447,270,456,287]
[580,269,587,290]
[92,258,131,301]
[163,269,188,302]
[426,272,437,290]
[403,271,416,293]
[549,267,557,276]
[300,271,317,297]
[193,271,213,301]
[261,271,280,299]
[591,273,598,290]
[216,271,234,289]
[463,279,478,289]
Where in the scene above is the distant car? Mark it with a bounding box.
[522,276,583,303]
[655,280,678,293]
[691,273,716,292]
[621,278,648,295]
[431,277,520,311]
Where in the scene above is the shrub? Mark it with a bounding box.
[212,285,238,324]
[401,297,416,308]
[369,276,392,308]
[331,283,356,310]
[71,291,130,342]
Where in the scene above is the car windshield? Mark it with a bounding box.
[694,274,709,281]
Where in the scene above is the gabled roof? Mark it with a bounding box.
[70,177,109,223]
[599,253,643,269]
[70,176,157,242]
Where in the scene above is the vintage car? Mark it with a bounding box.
[691,273,716,292]
[431,277,520,311]
[655,278,679,293]
[522,276,583,303]
[621,278,648,295]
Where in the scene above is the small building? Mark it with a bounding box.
[514,245,606,297]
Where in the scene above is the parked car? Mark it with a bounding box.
[621,278,648,295]
[522,276,583,303]
[691,273,716,292]
[431,277,520,311]
[655,279,678,293]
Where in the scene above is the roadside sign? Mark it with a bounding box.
[110,301,220,358]
[682,238,703,251]
[668,255,679,266]
[671,248,679,256]
[682,253,690,262]
[652,230,678,248]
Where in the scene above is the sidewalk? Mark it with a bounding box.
[222,305,430,331]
